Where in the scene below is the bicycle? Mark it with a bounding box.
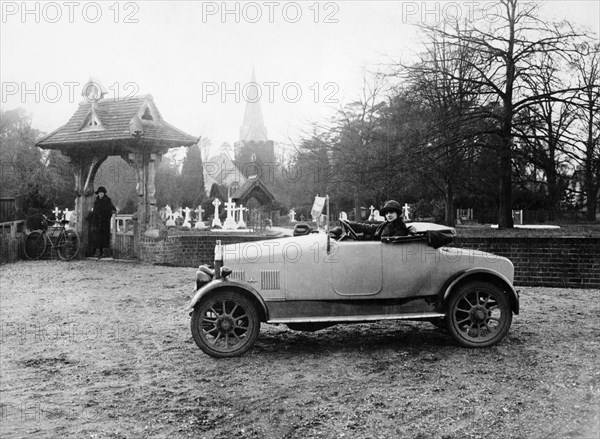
[24,213,81,261]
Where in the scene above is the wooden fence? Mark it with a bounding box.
[0,220,25,264]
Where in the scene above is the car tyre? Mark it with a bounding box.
[446,281,512,348]
[191,290,260,358]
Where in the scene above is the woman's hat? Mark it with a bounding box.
[380,200,402,215]
[95,186,107,194]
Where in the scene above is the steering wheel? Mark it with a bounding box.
[339,219,359,241]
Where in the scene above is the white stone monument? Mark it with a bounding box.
[402,203,411,221]
[368,205,375,221]
[194,205,206,229]
[223,198,238,230]
[289,209,296,222]
[165,205,177,227]
[212,198,222,228]
[373,209,385,221]
[52,207,62,221]
[339,211,348,221]
[159,207,168,221]
[237,204,247,229]
[182,207,192,228]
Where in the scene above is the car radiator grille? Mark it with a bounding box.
[260,270,280,290]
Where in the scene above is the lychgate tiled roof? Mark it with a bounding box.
[36,94,198,151]
[231,176,276,203]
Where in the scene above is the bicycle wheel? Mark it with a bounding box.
[24,230,48,260]
[57,230,81,261]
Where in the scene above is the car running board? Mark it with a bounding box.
[268,312,445,324]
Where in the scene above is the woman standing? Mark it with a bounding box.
[91,186,116,258]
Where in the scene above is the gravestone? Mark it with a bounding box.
[223,198,238,229]
[368,205,375,221]
[237,204,247,228]
[182,207,192,228]
[373,209,384,221]
[165,205,176,227]
[194,205,206,229]
[212,198,222,228]
[403,203,411,221]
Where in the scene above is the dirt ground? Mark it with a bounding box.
[1,259,599,439]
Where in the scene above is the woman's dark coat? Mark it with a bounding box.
[347,217,410,239]
[92,195,116,248]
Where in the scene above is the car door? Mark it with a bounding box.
[381,239,438,298]
[331,241,383,296]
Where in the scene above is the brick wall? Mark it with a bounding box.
[452,237,600,288]
[139,234,270,267]
[137,234,600,289]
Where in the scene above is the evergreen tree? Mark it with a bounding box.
[179,144,205,207]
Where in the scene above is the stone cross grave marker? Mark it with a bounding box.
[212,198,222,227]
[52,207,62,222]
[223,198,238,229]
[194,205,206,229]
[237,204,247,228]
[289,209,296,222]
[368,205,375,221]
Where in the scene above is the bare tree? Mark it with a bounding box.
[569,42,600,220]
[513,52,577,220]
[416,0,586,227]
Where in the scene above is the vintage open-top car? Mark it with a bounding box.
[188,220,519,357]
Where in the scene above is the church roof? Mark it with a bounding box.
[36,94,198,153]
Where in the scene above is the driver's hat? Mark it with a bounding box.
[380,200,402,215]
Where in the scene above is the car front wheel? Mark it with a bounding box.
[191,291,260,358]
[446,281,512,348]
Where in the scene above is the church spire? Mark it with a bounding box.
[239,68,268,142]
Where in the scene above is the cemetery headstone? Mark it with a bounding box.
[194,205,206,229]
[403,203,411,221]
[182,207,192,228]
[212,198,222,228]
[237,204,247,228]
[223,198,238,229]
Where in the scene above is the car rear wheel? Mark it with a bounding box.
[446,281,512,348]
[191,291,260,358]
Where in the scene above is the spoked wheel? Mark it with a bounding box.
[446,281,512,348]
[24,230,48,260]
[191,291,260,358]
[57,230,81,261]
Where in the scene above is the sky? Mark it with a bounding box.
[1,1,599,159]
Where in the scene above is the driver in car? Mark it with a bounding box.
[336,200,416,240]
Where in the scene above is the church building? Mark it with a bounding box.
[203,70,282,220]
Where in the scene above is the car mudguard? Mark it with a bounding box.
[187,279,270,320]
[441,268,519,315]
